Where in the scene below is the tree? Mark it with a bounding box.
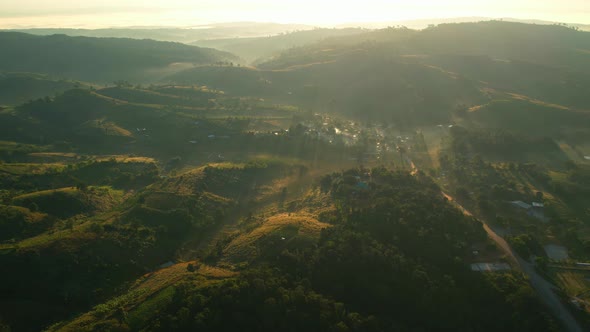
[28,202,39,212]
[76,182,89,192]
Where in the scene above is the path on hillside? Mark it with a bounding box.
[443,192,583,332]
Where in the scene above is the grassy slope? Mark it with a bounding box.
[12,186,124,219]
[49,260,236,332]
[0,72,80,106]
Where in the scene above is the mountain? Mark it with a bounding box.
[192,28,367,63]
[0,32,236,82]
[6,22,313,43]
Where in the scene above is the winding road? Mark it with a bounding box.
[443,192,583,332]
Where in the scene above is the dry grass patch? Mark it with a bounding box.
[95,155,156,163]
[28,152,78,158]
[132,261,236,296]
[223,212,330,261]
[553,270,590,296]
[0,162,66,175]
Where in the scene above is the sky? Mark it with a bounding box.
[0,0,588,28]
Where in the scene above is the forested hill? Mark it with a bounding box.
[0,32,237,82]
[192,28,367,63]
[167,21,590,124]
[260,21,590,72]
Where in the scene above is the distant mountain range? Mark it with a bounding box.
[3,22,314,44]
[3,18,588,46]
[337,17,590,31]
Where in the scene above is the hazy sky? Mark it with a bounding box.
[1,0,588,28]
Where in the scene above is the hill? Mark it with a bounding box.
[167,21,590,127]
[166,52,486,125]
[0,159,301,331]
[0,205,54,241]
[192,28,367,63]
[45,168,561,332]
[12,186,124,219]
[8,22,313,43]
[0,32,236,82]
[0,72,82,106]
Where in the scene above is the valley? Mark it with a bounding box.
[0,20,589,332]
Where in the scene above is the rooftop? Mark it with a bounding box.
[471,262,511,272]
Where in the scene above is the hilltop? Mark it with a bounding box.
[0,32,236,82]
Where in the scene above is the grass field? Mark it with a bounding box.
[222,212,330,263]
[551,270,590,296]
[0,162,66,175]
[548,267,590,313]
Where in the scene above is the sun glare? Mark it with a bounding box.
[0,0,588,28]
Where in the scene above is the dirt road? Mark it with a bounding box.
[443,192,583,332]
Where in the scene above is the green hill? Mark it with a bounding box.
[0,205,54,241]
[0,72,81,106]
[46,168,560,332]
[260,21,590,73]
[167,53,486,125]
[12,186,124,219]
[167,21,590,126]
[0,32,236,82]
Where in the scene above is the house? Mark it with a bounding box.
[510,201,548,222]
[529,202,547,221]
[470,262,511,272]
[356,181,369,190]
[544,245,569,261]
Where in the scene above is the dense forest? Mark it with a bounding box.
[0,32,235,82]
